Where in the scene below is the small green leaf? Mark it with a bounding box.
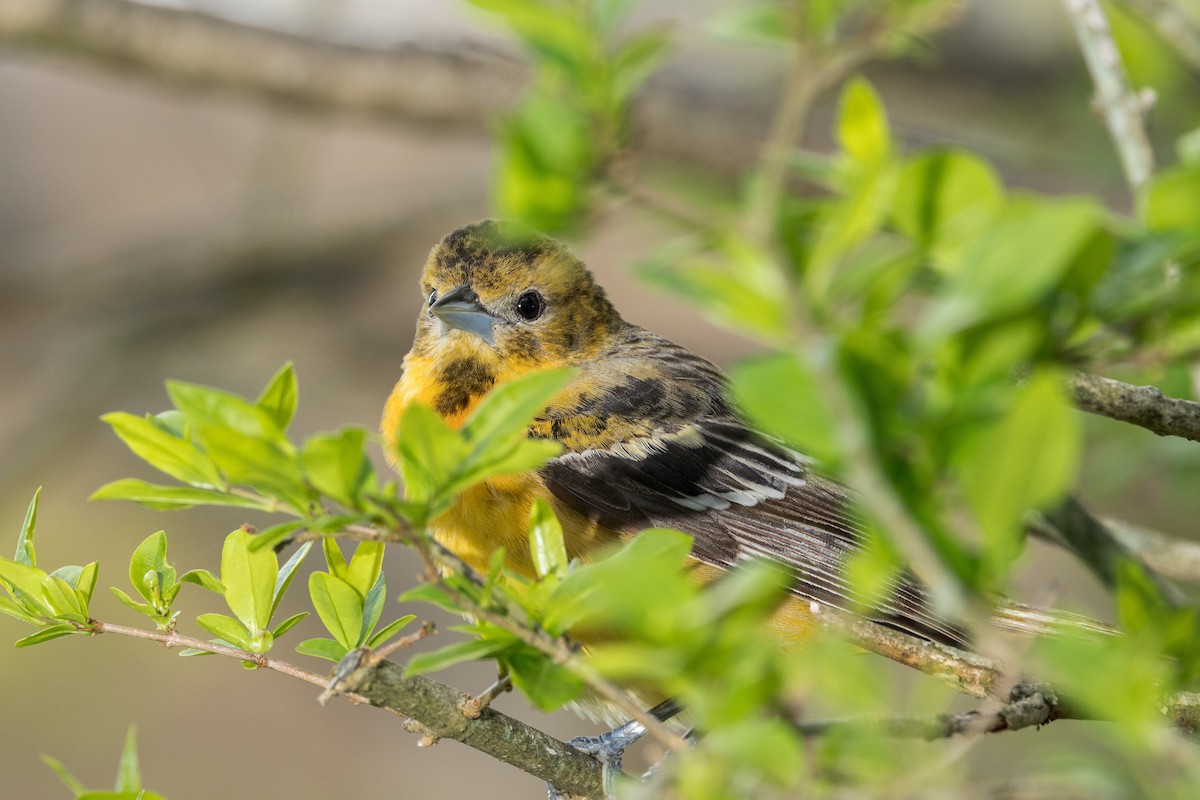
[256,362,298,431]
[838,77,891,167]
[960,371,1081,578]
[0,595,42,624]
[42,575,86,622]
[892,149,1005,272]
[272,541,313,617]
[301,427,374,510]
[248,520,306,553]
[16,486,40,567]
[195,613,251,650]
[220,530,278,632]
[709,2,787,43]
[345,541,385,599]
[398,583,464,615]
[730,353,838,465]
[101,412,225,488]
[90,479,274,511]
[15,623,77,647]
[74,562,99,606]
[405,637,510,676]
[1143,165,1200,231]
[41,753,86,795]
[129,531,172,607]
[0,557,54,616]
[309,572,364,651]
[506,647,583,710]
[115,726,141,792]
[271,612,309,639]
[296,637,349,662]
[110,587,156,618]
[529,498,567,579]
[179,568,224,595]
[360,573,386,644]
[462,368,576,455]
[322,536,349,581]
[366,614,416,649]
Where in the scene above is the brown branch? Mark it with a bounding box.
[794,685,1060,740]
[0,0,519,129]
[90,619,606,798]
[1069,372,1200,442]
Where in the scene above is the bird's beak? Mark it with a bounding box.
[431,284,496,346]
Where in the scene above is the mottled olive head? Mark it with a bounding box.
[413,220,624,369]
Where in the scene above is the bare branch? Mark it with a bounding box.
[1069,372,1200,443]
[1061,0,1156,194]
[0,0,519,128]
[90,619,605,798]
[1103,516,1200,583]
[794,685,1060,739]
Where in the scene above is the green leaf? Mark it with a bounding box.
[0,595,43,624]
[892,149,1005,272]
[256,362,298,431]
[74,562,99,606]
[129,531,173,607]
[923,197,1099,339]
[0,557,54,616]
[15,623,78,648]
[110,587,157,618]
[179,568,224,595]
[41,753,86,795]
[272,541,312,618]
[309,572,364,651]
[345,541,385,599]
[165,380,307,510]
[248,520,306,553]
[611,28,671,101]
[16,486,40,566]
[405,637,510,676]
[90,479,274,512]
[322,536,349,580]
[398,583,464,615]
[195,613,252,650]
[1143,165,1200,231]
[366,614,416,649]
[270,612,309,639]
[390,403,468,506]
[960,371,1081,578]
[296,637,349,662]
[730,353,838,465]
[220,530,278,632]
[301,427,374,510]
[529,498,567,579]
[101,412,224,488]
[505,647,583,710]
[360,573,386,643]
[838,77,891,167]
[115,726,141,792]
[462,368,576,455]
[42,575,86,621]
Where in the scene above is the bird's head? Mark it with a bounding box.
[409,220,624,374]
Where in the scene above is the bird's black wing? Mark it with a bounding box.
[539,416,966,647]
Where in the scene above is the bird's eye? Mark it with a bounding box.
[515,290,545,321]
[426,289,437,316]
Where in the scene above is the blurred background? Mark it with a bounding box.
[2,0,1199,797]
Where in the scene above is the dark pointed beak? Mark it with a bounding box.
[431,284,496,345]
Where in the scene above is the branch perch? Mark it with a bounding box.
[1069,372,1200,443]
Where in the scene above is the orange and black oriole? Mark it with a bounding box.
[382,220,965,649]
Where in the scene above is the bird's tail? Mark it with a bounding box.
[990,600,1117,640]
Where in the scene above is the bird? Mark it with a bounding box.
[381,219,971,655]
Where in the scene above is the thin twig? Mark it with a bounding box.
[1103,516,1200,582]
[1061,0,1156,194]
[464,675,513,719]
[89,619,606,797]
[1069,372,1200,442]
